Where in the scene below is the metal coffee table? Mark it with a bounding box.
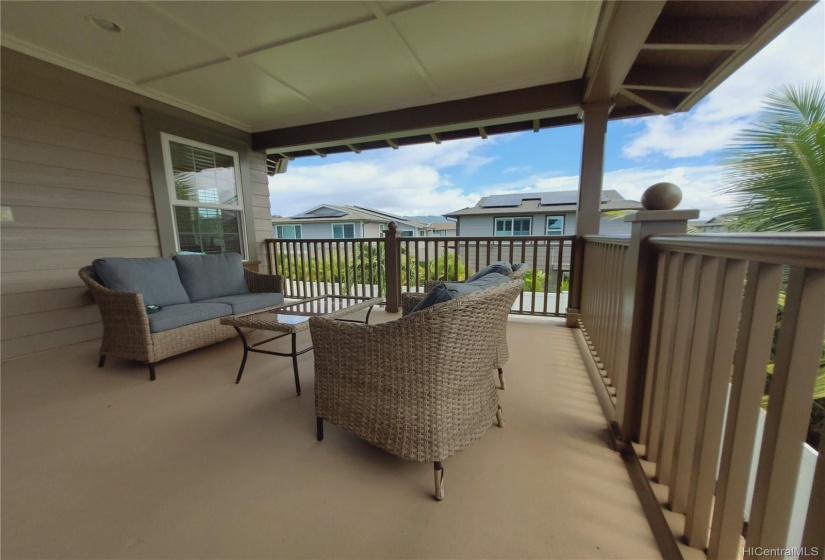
[220,295,383,395]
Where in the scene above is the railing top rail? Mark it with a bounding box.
[398,235,576,242]
[265,238,386,243]
[582,235,631,246]
[648,233,825,269]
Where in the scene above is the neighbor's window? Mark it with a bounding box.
[162,134,245,256]
[378,223,385,237]
[332,223,356,239]
[276,225,302,239]
[495,217,531,236]
[546,216,564,236]
[399,230,414,237]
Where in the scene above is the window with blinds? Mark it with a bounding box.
[161,134,246,257]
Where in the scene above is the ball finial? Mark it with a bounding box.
[641,183,682,210]
[388,221,398,231]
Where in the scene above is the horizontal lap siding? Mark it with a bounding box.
[0,49,269,359]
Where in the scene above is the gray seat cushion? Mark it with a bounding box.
[466,261,513,283]
[147,302,232,333]
[199,292,284,314]
[173,253,249,302]
[412,272,511,312]
[93,257,191,307]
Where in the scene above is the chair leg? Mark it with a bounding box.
[498,367,506,390]
[434,462,445,501]
[496,404,505,428]
[98,355,106,368]
[148,364,156,381]
[316,417,324,441]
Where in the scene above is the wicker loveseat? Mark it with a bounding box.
[310,278,524,500]
[79,253,284,380]
[401,262,527,389]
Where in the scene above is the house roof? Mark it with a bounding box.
[429,222,457,231]
[272,204,428,228]
[0,1,814,162]
[445,190,643,217]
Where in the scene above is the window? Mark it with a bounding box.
[495,217,531,236]
[378,223,385,237]
[400,230,414,237]
[276,225,302,239]
[546,216,564,236]
[418,230,425,237]
[333,223,356,239]
[162,134,246,256]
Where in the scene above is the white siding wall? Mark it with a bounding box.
[457,212,633,236]
[0,48,271,360]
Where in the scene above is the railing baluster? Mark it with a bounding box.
[647,252,685,463]
[684,258,746,548]
[709,262,783,560]
[747,266,825,549]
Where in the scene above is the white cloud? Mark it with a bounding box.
[269,138,496,216]
[623,2,824,159]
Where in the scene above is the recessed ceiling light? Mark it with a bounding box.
[87,16,121,33]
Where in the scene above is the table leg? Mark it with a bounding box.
[291,333,301,396]
[234,327,249,384]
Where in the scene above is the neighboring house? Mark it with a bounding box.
[272,204,430,239]
[690,213,739,233]
[445,190,643,236]
[427,221,457,237]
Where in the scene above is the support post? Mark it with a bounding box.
[613,183,698,442]
[568,102,612,326]
[384,222,401,313]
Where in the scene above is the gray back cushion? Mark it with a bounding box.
[466,261,513,283]
[173,252,249,302]
[93,257,191,307]
[412,272,511,312]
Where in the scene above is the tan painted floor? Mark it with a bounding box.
[1,310,662,559]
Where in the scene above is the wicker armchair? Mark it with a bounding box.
[310,278,524,500]
[79,266,283,380]
[400,266,527,390]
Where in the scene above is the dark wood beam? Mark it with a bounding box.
[624,66,706,92]
[583,0,666,103]
[643,16,759,50]
[619,88,680,115]
[252,80,583,151]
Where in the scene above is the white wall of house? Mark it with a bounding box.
[456,212,633,236]
[0,48,273,360]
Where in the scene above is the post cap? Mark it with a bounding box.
[641,183,682,210]
[388,221,398,231]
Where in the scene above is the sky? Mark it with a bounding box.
[269,3,824,221]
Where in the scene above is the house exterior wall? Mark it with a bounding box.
[456,212,632,236]
[0,48,272,360]
[273,221,370,239]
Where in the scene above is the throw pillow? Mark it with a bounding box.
[466,261,513,283]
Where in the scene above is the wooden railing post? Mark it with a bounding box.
[384,221,401,313]
[613,183,698,443]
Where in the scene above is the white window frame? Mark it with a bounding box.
[545,215,565,236]
[276,224,302,239]
[495,216,532,236]
[332,222,356,239]
[160,132,247,257]
[378,223,385,237]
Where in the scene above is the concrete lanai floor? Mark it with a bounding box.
[1,310,661,559]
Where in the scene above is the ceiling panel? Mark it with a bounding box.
[144,60,323,129]
[246,20,432,117]
[0,1,225,84]
[390,1,600,95]
[148,1,375,56]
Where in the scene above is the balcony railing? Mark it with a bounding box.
[578,226,825,559]
[265,232,575,317]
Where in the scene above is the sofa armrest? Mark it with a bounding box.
[244,269,284,294]
[79,267,154,362]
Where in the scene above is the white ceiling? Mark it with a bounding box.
[0,1,601,132]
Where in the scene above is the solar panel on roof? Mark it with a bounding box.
[539,192,609,206]
[481,194,523,208]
